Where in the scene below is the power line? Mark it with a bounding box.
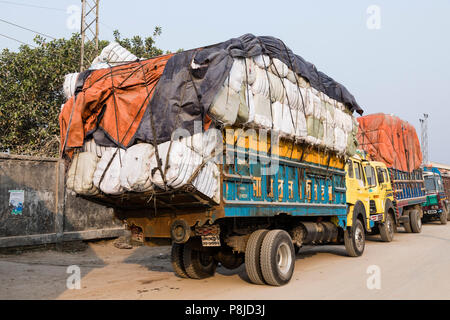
[0,0,65,12]
[0,32,35,47]
[0,18,56,40]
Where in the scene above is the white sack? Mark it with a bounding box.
[270,58,289,78]
[253,55,271,69]
[93,148,126,195]
[119,143,155,192]
[209,85,240,125]
[66,152,99,196]
[63,73,79,100]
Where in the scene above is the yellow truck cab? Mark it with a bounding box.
[345,153,396,243]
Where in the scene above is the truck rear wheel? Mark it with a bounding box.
[344,219,365,257]
[183,240,218,279]
[441,202,449,224]
[403,210,413,233]
[171,243,189,278]
[245,229,269,285]
[410,209,422,233]
[439,205,448,225]
[379,213,395,242]
[260,230,296,286]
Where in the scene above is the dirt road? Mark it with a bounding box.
[1,222,449,300]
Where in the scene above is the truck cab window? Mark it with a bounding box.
[364,166,376,187]
[347,160,354,178]
[376,167,385,184]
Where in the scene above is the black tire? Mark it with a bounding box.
[171,243,189,278]
[439,204,448,225]
[245,229,269,285]
[260,230,296,286]
[379,213,395,242]
[344,219,365,257]
[442,202,449,223]
[410,209,422,233]
[403,210,413,233]
[183,240,218,279]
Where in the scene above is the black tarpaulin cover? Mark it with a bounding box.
[86,34,363,148]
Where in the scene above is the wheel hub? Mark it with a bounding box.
[276,243,292,276]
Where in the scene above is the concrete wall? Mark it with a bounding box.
[0,154,124,248]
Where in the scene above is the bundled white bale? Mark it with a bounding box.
[286,69,297,84]
[272,102,295,136]
[334,126,347,153]
[225,58,245,92]
[180,128,222,159]
[150,141,203,189]
[253,55,271,69]
[89,62,111,70]
[97,41,138,66]
[209,85,240,125]
[63,73,79,100]
[93,148,126,195]
[270,58,289,78]
[282,79,306,109]
[271,101,283,132]
[251,68,285,103]
[244,58,257,85]
[245,86,256,124]
[83,138,112,158]
[295,110,307,138]
[192,161,220,203]
[67,152,99,196]
[252,93,273,128]
[342,111,353,133]
[251,68,270,98]
[119,144,155,192]
[268,71,285,103]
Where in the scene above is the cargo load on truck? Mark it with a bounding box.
[356,113,425,234]
[60,34,362,206]
[356,113,422,172]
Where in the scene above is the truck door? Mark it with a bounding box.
[346,159,370,204]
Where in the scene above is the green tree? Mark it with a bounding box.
[0,29,165,157]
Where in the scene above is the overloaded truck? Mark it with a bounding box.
[60,34,376,286]
[357,113,426,234]
[422,166,449,224]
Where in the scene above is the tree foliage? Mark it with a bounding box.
[0,29,165,157]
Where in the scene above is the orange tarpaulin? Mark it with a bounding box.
[357,113,423,172]
[59,54,174,155]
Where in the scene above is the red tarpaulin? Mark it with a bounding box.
[59,54,174,156]
[357,113,423,172]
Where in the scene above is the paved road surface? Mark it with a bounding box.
[0,222,449,300]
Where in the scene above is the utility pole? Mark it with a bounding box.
[419,113,429,166]
[80,0,99,71]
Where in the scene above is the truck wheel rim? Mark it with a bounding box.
[417,213,422,228]
[355,226,364,251]
[276,243,292,276]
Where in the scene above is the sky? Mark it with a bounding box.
[0,0,449,164]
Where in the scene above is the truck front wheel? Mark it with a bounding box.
[259,230,296,286]
[379,213,395,242]
[183,240,218,279]
[410,209,422,233]
[344,219,365,257]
